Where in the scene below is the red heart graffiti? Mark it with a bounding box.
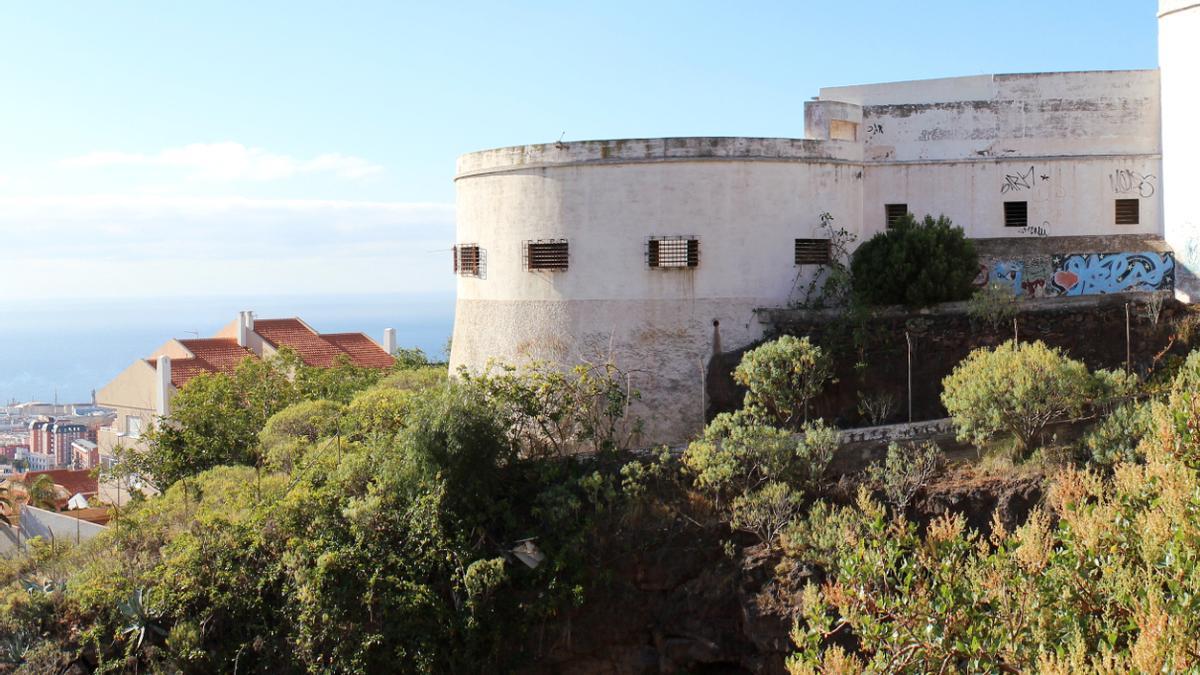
[1054,270,1079,290]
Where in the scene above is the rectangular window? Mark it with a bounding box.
[794,239,832,265]
[524,239,569,271]
[648,236,699,269]
[1115,198,1139,225]
[885,203,908,228]
[453,244,482,277]
[126,416,143,439]
[1004,201,1028,228]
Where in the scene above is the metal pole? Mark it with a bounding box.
[1126,302,1132,373]
[1013,316,1018,344]
[906,331,913,423]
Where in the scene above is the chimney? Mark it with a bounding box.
[244,310,255,331]
[155,355,171,417]
[236,311,248,347]
[383,328,397,355]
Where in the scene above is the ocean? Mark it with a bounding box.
[0,293,455,404]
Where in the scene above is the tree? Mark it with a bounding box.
[23,475,60,511]
[941,340,1092,455]
[734,336,831,427]
[850,213,979,307]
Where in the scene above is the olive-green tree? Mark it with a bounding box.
[941,340,1092,455]
[734,336,831,427]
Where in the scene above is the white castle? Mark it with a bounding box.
[450,2,1200,445]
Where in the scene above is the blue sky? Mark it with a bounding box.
[0,1,1159,300]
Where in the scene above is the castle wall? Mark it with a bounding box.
[452,140,862,444]
[452,69,1174,446]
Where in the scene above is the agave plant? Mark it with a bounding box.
[0,627,35,667]
[118,587,168,652]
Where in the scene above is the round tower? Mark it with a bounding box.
[1160,1,1200,299]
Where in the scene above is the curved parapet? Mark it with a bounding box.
[450,137,863,445]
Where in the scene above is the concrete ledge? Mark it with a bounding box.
[456,136,862,179]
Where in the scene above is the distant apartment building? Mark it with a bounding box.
[96,311,397,459]
[15,447,52,472]
[71,439,99,470]
[27,414,111,469]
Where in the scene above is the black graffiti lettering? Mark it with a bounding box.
[1001,166,1035,194]
[1109,169,1156,198]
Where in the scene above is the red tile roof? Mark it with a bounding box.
[254,319,393,369]
[146,338,256,387]
[140,319,392,390]
[19,469,99,502]
[322,333,396,368]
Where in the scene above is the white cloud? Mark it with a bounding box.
[0,193,456,299]
[59,142,383,181]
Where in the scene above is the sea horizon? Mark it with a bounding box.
[0,292,455,405]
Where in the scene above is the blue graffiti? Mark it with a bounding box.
[990,260,1022,295]
[1051,253,1175,296]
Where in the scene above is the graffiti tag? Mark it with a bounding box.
[865,123,883,139]
[1109,169,1156,198]
[1015,222,1049,237]
[1001,166,1035,194]
[1053,253,1174,296]
[984,252,1174,298]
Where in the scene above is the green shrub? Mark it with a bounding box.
[967,281,1018,330]
[785,385,1200,672]
[683,411,836,503]
[1083,399,1155,468]
[865,441,944,510]
[730,481,804,545]
[941,340,1092,455]
[850,213,979,307]
[734,336,831,427]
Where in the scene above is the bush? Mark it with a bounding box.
[941,340,1092,455]
[865,441,944,510]
[967,281,1018,330]
[731,481,804,545]
[734,336,831,427]
[683,411,836,504]
[785,382,1200,672]
[850,213,979,307]
[1082,399,1155,468]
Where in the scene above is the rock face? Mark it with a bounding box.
[523,470,1045,674]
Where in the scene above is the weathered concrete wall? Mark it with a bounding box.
[452,68,1172,446]
[1160,2,1200,299]
[452,143,864,445]
[823,70,1161,162]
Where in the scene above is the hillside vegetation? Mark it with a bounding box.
[3,335,1200,673]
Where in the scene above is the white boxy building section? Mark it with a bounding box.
[450,2,1200,445]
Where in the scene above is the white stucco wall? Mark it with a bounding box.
[1160,1,1200,299]
[452,138,863,444]
[452,68,1173,446]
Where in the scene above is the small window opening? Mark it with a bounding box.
[794,239,832,265]
[524,239,569,271]
[647,236,699,269]
[885,204,908,229]
[453,244,482,277]
[1115,199,1139,225]
[1004,201,1028,228]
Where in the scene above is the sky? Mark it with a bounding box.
[0,1,1160,303]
